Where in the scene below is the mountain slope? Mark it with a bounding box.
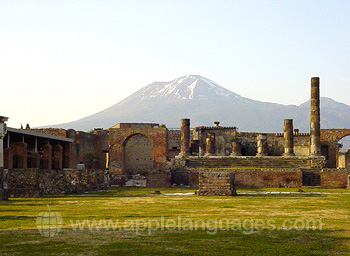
[46,75,350,132]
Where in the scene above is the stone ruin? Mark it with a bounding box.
[172,77,350,195]
[1,77,350,199]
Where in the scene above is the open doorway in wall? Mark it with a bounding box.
[338,136,350,153]
[337,136,350,169]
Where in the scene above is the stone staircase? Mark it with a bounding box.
[185,156,325,169]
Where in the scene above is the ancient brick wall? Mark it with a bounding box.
[198,168,302,194]
[124,134,153,175]
[75,130,107,170]
[234,169,302,188]
[145,171,171,188]
[0,168,5,200]
[6,169,107,197]
[198,171,233,196]
[320,169,350,188]
[188,170,199,188]
[168,130,181,151]
[29,128,67,138]
[109,125,168,179]
[168,130,181,159]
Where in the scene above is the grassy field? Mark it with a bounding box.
[0,187,349,255]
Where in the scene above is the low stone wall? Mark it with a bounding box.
[146,171,172,188]
[234,169,302,188]
[0,168,6,200]
[6,169,108,197]
[198,168,303,196]
[321,169,350,188]
[198,171,233,196]
[188,171,199,188]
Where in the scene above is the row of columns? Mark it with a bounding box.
[4,143,63,170]
[178,77,321,157]
[179,118,297,157]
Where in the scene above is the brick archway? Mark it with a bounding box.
[108,124,168,176]
[321,129,350,168]
[321,129,350,144]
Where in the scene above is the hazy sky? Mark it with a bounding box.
[1,0,350,128]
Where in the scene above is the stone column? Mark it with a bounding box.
[230,141,242,156]
[256,134,268,157]
[53,145,63,170]
[310,77,321,156]
[204,133,216,156]
[11,142,28,168]
[179,118,190,157]
[283,119,295,156]
[42,144,52,170]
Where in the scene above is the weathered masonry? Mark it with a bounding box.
[3,127,74,170]
[108,123,169,187]
[2,76,350,198]
[171,77,350,195]
[1,125,109,199]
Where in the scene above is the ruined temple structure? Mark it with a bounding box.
[1,77,350,199]
[171,77,350,195]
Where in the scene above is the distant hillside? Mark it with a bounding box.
[45,75,350,132]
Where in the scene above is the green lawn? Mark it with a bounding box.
[0,187,349,255]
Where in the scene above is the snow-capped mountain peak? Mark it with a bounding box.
[139,75,242,100]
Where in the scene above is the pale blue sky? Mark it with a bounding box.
[1,0,350,127]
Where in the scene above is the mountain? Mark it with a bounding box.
[46,75,350,132]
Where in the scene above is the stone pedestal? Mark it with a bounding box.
[43,144,52,170]
[179,119,190,157]
[230,141,242,156]
[204,133,216,156]
[283,119,295,156]
[310,77,321,156]
[256,134,268,157]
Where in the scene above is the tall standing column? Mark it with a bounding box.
[179,118,190,157]
[310,77,321,156]
[283,119,295,156]
[256,134,268,157]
